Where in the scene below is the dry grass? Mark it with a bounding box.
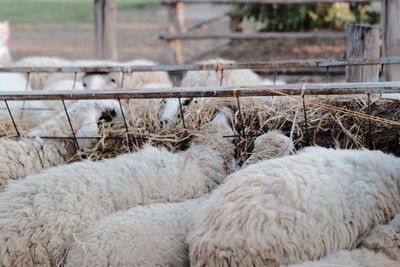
[1,95,400,166]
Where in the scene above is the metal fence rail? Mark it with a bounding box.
[1,57,399,74]
[1,82,400,101]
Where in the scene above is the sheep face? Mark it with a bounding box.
[83,72,119,90]
[74,100,123,150]
[160,98,193,122]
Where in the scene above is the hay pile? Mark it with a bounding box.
[72,95,400,166]
[1,95,400,166]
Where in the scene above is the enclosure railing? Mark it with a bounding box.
[159,0,384,64]
[1,56,400,147]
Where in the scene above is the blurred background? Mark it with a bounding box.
[0,0,381,64]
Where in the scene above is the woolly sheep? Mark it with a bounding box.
[82,59,172,90]
[0,21,12,65]
[0,112,235,266]
[290,214,400,266]
[290,248,399,267]
[241,130,294,168]
[0,38,11,65]
[11,56,73,90]
[65,197,205,267]
[2,79,85,119]
[0,72,32,117]
[0,99,122,191]
[160,58,261,122]
[64,131,294,267]
[359,214,400,261]
[188,147,400,266]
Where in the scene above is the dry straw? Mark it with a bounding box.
[1,89,400,167]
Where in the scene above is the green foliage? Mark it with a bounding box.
[0,0,158,29]
[233,3,380,31]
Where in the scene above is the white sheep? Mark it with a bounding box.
[0,112,235,266]
[0,99,122,191]
[82,59,172,90]
[0,72,32,118]
[291,215,400,266]
[63,131,294,267]
[0,21,12,65]
[160,58,262,122]
[0,38,11,65]
[290,248,399,267]
[188,147,400,266]
[65,197,205,267]
[2,79,85,119]
[241,130,294,168]
[11,56,74,90]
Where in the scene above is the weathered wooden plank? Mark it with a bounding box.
[346,24,380,82]
[1,82,400,101]
[382,0,400,81]
[94,0,117,60]
[160,32,347,40]
[161,0,378,5]
[167,3,185,65]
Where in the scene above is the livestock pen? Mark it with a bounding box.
[1,56,400,166]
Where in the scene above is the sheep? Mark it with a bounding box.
[290,215,400,266]
[1,79,85,119]
[187,147,400,266]
[0,112,235,267]
[241,130,294,168]
[11,56,74,90]
[160,58,263,122]
[289,248,399,267]
[63,131,294,267]
[0,99,122,191]
[0,21,12,65]
[358,214,400,261]
[65,197,205,267]
[82,59,172,90]
[0,37,11,65]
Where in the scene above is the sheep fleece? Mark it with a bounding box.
[0,139,232,266]
[188,147,400,266]
[65,198,204,267]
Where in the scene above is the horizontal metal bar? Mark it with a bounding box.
[160,32,347,41]
[1,136,149,141]
[1,57,399,74]
[161,0,378,5]
[0,82,400,101]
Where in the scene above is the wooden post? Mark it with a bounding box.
[167,3,185,65]
[382,0,400,81]
[230,8,244,32]
[345,23,380,82]
[94,0,117,60]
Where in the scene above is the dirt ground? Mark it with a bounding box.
[8,4,347,64]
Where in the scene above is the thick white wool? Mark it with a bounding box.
[160,58,261,122]
[65,198,205,267]
[11,56,74,90]
[291,214,400,266]
[241,130,294,168]
[64,130,294,267]
[188,147,400,266]
[0,113,235,266]
[0,99,122,191]
[290,248,399,267]
[82,59,172,90]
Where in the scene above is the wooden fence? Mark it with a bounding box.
[160,0,400,82]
